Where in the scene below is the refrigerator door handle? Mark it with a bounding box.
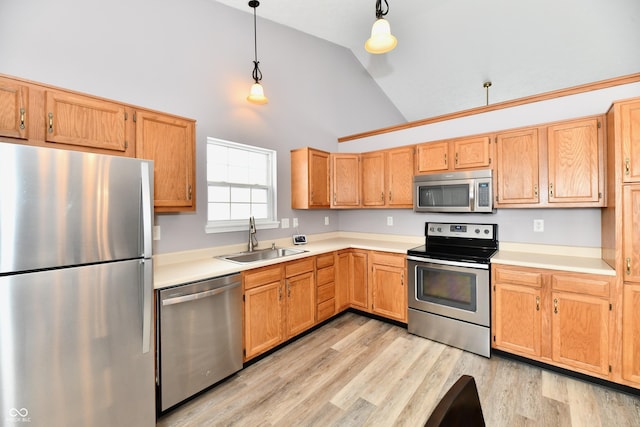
[141,162,153,258]
[141,259,153,354]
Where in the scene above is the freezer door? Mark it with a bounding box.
[0,259,155,427]
[0,142,153,274]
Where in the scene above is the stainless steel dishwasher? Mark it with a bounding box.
[157,273,242,412]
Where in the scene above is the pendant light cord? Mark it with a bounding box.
[375,0,389,19]
[250,0,262,84]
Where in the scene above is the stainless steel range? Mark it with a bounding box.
[407,222,498,358]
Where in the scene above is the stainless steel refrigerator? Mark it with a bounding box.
[0,142,155,426]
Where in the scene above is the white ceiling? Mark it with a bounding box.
[214,0,640,123]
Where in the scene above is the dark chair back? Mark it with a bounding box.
[424,375,485,427]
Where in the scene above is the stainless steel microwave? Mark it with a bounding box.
[413,170,494,213]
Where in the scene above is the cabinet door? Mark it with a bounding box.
[335,251,351,311]
[361,151,386,207]
[331,154,360,207]
[621,100,640,183]
[286,272,316,337]
[452,136,491,170]
[45,90,128,153]
[493,283,542,357]
[547,118,602,204]
[244,281,283,360]
[350,251,368,310]
[415,141,449,173]
[495,128,540,205]
[623,185,640,282]
[135,110,195,212]
[387,146,414,207]
[551,291,609,376]
[309,149,330,207]
[371,262,406,322]
[622,284,640,384]
[0,77,28,139]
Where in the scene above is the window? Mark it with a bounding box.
[205,137,278,233]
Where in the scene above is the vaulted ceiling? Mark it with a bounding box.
[214,0,640,123]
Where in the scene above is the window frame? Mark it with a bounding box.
[205,137,279,234]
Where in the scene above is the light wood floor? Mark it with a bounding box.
[156,312,640,427]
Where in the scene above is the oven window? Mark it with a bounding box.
[416,266,477,311]
[419,184,470,208]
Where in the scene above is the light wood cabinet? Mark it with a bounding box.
[622,284,640,383]
[0,76,28,140]
[291,147,330,209]
[623,185,640,282]
[335,249,369,310]
[335,251,351,311]
[135,110,196,212]
[492,264,614,380]
[370,251,406,322]
[547,117,603,205]
[416,135,491,174]
[492,266,543,357]
[285,258,316,337]
[331,153,360,207]
[243,265,285,360]
[620,100,640,183]
[361,151,386,207]
[495,128,540,205]
[361,146,414,208]
[44,89,129,154]
[316,253,336,322]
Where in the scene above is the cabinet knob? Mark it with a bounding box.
[48,112,54,134]
[625,158,631,176]
[627,257,632,275]
[549,183,554,198]
[536,296,540,311]
[19,108,25,130]
[534,184,538,197]
[553,298,558,314]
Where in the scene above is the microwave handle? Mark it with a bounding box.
[469,183,476,211]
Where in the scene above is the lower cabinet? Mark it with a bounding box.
[622,284,640,383]
[284,258,316,337]
[370,251,407,322]
[316,253,336,322]
[492,264,614,380]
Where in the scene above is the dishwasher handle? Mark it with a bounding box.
[162,282,240,306]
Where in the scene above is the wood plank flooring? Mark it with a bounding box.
[156,312,640,427]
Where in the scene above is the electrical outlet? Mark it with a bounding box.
[324,216,329,225]
[153,225,161,241]
[533,219,544,232]
[292,218,299,228]
[281,218,290,229]
[387,216,393,226]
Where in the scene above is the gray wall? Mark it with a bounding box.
[0,0,404,254]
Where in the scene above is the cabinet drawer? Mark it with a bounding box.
[494,266,543,288]
[243,265,283,290]
[317,299,335,321]
[317,265,335,286]
[286,258,314,277]
[317,282,335,303]
[370,251,405,268]
[552,273,612,298]
[316,253,334,269]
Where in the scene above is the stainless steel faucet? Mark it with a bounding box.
[248,216,258,252]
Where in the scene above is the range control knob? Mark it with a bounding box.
[484,229,490,234]
[437,227,442,232]
[475,228,480,234]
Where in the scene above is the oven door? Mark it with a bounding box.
[407,257,490,327]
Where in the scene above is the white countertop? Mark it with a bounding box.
[154,233,616,290]
[153,232,423,289]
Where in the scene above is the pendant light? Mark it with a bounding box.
[247,0,268,104]
[365,0,397,54]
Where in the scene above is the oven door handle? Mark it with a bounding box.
[407,255,489,270]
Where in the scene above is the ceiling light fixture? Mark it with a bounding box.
[365,0,397,54]
[247,0,268,104]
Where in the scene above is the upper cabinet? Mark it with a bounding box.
[386,146,415,207]
[291,147,330,209]
[135,110,196,212]
[0,74,196,212]
[416,135,491,174]
[45,89,129,154]
[331,153,361,208]
[620,100,640,183]
[0,76,29,140]
[495,116,605,208]
[361,151,386,207]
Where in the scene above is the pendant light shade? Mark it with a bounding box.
[247,0,268,104]
[365,0,397,54]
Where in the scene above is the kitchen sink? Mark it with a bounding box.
[217,247,307,264]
